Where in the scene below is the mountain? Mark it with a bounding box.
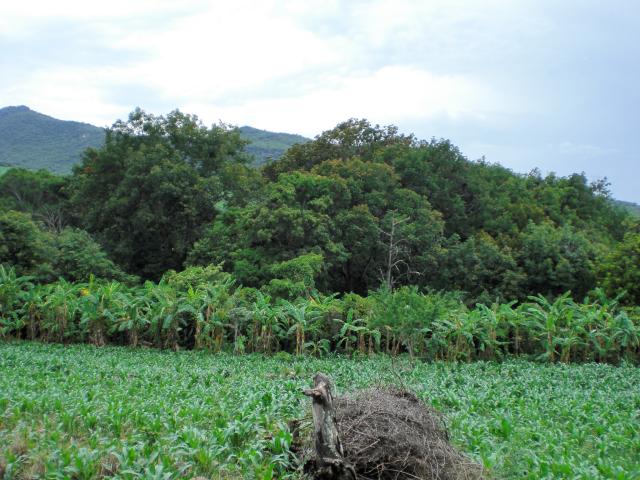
[613,199,640,217]
[0,106,308,173]
[0,106,105,173]
[239,126,308,165]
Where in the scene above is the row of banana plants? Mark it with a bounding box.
[1,265,638,363]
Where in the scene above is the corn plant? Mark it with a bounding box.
[2,342,639,479]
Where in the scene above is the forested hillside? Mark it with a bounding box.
[1,108,637,306]
[614,199,640,217]
[239,126,308,164]
[0,106,305,172]
[0,106,105,172]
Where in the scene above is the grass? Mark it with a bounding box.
[1,342,639,479]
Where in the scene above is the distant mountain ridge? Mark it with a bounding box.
[239,126,308,165]
[613,199,640,217]
[0,106,105,173]
[0,106,308,172]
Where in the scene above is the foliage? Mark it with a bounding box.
[1,266,638,363]
[440,233,524,303]
[68,108,250,279]
[263,118,415,179]
[0,210,131,284]
[0,210,55,281]
[599,229,640,305]
[1,110,637,303]
[265,253,324,300]
[187,118,631,301]
[517,221,597,299]
[1,343,639,479]
[0,167,70,232]
[53,228,135,283]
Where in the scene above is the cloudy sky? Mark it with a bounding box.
[1,0,638,201]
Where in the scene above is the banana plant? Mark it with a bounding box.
[248,292,282,353]
[304,338,331,357]
[610,310,639,361]
[525,292,575,362]
[110,286,151,347]
[335,308,380,356]
[475,303,511,360]
[20,285,44,340]
[146,281,183,350]
[448,310,478,362]
[195,280,234,351]
[41,279,81,343]
[0,265,33,338]
[279,299,321,356]
[79,278,126,346]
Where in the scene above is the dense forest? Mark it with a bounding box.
[2,108,637,301]
[1,108,639,360]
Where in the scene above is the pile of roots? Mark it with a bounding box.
[295,387,485,480]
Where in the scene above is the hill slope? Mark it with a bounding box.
[239,126,308,165]
[0,106,308,172]
[0,106,105,173]
[613,199,640,217]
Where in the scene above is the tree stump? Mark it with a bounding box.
[303,373,357,480]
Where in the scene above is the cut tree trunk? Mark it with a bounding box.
[303,373,356,480]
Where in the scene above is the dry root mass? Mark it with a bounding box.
[295,387,486,480]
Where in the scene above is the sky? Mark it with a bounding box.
[1,0,638,202]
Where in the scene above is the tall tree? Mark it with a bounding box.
[599,226,640,305]
[69,109,248,279]
[0,168,69,232]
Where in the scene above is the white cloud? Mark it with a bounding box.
[191,65,498,135]
[0,0,518,131]
[2,0,637,201]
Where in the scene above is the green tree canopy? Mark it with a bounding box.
[69,109,250,279]
[0,210,55,280]
[599,227,640,305]
[0,168,69,231]
[53,228,135,283]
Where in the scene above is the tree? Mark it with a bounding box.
[599,229,640,305]
[517,222,597,298]
[69,108,249,279]
[0,168,69,232]
[377,211,410,291]
[263,118,415,180]
[440,233,524,303]
[265,253,325,300]
[0,210,55,280]
[53,228,135,283]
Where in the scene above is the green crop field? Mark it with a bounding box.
[1,342,639,479]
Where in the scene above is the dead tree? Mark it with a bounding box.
[303,373,356,480]
[378,211,420,291]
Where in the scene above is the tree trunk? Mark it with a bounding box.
[303,374,356,480]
